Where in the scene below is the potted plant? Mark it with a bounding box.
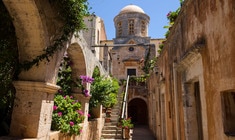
[105,112,111,123]
[119,117,134,139]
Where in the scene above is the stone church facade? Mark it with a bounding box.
[101,5,162,126]
[110,5,160,80]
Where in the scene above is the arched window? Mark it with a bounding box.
[141,20,146,36]
[128,19,134,35]
[117,21,122,37]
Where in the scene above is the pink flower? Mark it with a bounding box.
[58,112,62,117]
[80,75,94,84]
[53,106,58,110]
[83,89,91,97]
[70,121,74,126]
[87,114,91,118]
[80,129,83,133]
[58,89,63,94]
[167,11,171,17]
[77,110,84,115]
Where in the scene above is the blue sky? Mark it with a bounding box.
[88,0,180,40]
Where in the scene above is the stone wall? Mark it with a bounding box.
[148,0,235,139]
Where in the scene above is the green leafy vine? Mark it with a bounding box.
[0,0,90,136]
[20,0,91,71]
[158,0,184,54]
[142,48,157,74]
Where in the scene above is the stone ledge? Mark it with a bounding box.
[13,81,60,93]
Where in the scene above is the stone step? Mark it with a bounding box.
[104,122,119,126]
[103,126,118,130]
[112,108,121,112]
[110,118,119,122]
[101,133,122,139]
[110,112,120,116]
[102,129,122,134]
[100,138,123,140]
[101,87,125,140]
[113,106,121,110]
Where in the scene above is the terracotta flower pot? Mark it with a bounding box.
[105,117,111,123]
[122,128,130,138]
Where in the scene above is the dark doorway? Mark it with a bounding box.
[128,98,148,125]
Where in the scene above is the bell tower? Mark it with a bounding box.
[114,4,150,38]
[111,4,154,80]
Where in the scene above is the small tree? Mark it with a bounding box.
[89,76,119,109]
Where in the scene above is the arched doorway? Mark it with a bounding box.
[128,98,148,125]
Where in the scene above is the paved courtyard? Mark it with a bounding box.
[132,125,156,140]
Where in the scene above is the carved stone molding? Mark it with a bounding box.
[176,44,204,71]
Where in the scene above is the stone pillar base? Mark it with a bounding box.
[10,81,59,139]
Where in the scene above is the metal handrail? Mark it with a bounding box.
[121,75,130,119]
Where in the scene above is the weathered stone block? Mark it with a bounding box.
[10,81,59,139]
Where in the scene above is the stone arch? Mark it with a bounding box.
[2,1,65,138]
[69,33,108,78]
[3,0,65,83]
[2,1,108,139]
[67,43,87,79]
[128,97,148,125]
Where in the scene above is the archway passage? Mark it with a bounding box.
[128,98,148,125]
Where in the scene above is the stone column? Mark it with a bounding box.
[10,81,59,139]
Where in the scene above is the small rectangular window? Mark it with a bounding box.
[127,69,136,76]
[221,91,235,136]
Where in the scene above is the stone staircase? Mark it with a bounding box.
[101,88,124,140]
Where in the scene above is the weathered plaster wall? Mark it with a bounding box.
[148,0,235,139]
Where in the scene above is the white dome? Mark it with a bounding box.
[119,4,145,14]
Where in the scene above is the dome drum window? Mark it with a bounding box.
[117,21,122,37]
[114,4,150,37]
[141,20,146,36]
[128,19,134,35]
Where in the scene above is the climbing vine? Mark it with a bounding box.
[0,0,18,135]
[21,0,91,70]
[158,0,184,54]
[0,0,90,136]
[142,48,157,74]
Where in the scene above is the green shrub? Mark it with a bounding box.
[89,76,119,109]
